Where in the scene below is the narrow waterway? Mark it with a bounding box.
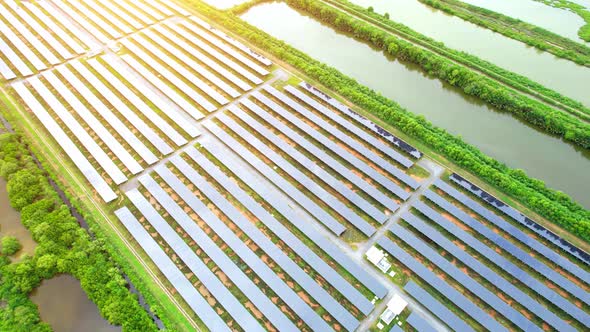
[241,2,590,208]
[345,0,590,107]
[0,178,35,258]
[31,275,121,332]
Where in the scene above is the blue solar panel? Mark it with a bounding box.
[390,223,539,331]
[259,88,420,190]
[377,237,508,332]
[414,200,590,327]
[139,171,323,331]
[406,313,436,332]
[449,174,590,268]
[201,139,388,298]
[240,98,399,213]
[402,212,574,332]
[166,156,360,331]
[184,146,374,315]
[248,92,410,201]
[229,104,386,223]
[404,281,474,332]
[424,189,590,307]
[114,207,230,332]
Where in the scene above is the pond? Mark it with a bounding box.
[241,2,590,208]
[0,178,35,258]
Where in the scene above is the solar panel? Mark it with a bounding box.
[168,156,360,330]
[152,24,250,92]
[299,82,422,159]
[114,207,230,332]
[43,71,143,174]
[12,82,116,202]
[377,237,508,332]
[201,139,388,298]
[50,0,111,42]
[68,0,124,38]
[131,34,230,103]
[120,51,211,117]
[29,76,127,184]
[414,200,590,327]
[78,0,133,35]
[109,0,153,27]
[390,223,540,331]
[0,7,60,65]
[406,313,436,332]
[217,113,373,235]
[57,65,158,165]
[250,91,411,200]
[157,0,190,16]
[424,189,590,307]
[189,16,273,66]
[93,0,143,30]
[230,105,386,224]
[0,37,32,76]
[5,1,72,60]
[179,20,269,76]
[142,169,331,331]
[389,325,403,332]
[404,281,474,332]
[76,60,174,154]
[284,86,413,168]
[184,146,375,315]
[147,1,173,17]
[35,1,94,51]
[402,212,575,331]
[22,1,86,54]
[0,58,16,80]
[241,99,398,213]
[164,22,262,85]
[0,20,46,70]
[264,86,419,190]
[449,174,590,268]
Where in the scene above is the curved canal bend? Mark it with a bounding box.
[241,2,590,208]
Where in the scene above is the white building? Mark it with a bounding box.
[366,246,391,273]
[380,294,408,325]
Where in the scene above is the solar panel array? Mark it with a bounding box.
[406,313,436,332]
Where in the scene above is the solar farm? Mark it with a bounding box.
[1,0,589,331]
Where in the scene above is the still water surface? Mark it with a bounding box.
[242,2,590,208]
[0,179,35,258]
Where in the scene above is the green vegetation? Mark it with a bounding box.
[324,0,590,122]
[533,0,590,41]
[418,0,590,65]
[1,236,21,256]
[0,133,156,331]
[182,0,590,243]
[286,0,590,149]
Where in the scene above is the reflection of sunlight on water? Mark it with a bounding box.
[31,275,121,332]
[0,179,36,259]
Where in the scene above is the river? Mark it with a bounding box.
[0,179,35,258]
[241,2,590,208]
[31,274,120,332]
[344,0,590,108]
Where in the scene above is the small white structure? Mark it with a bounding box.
[366,246,391,273]
[380,294,408,325]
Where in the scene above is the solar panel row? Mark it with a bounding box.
[240,99,398,212]
[229,105,387,224]
[114,207,230,332]
[449,174,590,268]
[200,139,388,298]
[402,212,574,331]
[413,200,590,327]
[77,0,133,35]
[377,236,508,332]
[403,281,474,332]
[390,223,541,331]
[299,82,422,159]
[204,120,347,236]
[12,82,117,202]
[167,157,360,331]
[406,313,436,332]
[140,169,331,331]
[0,19,46,70]
[423,189,590,307]
[250,91,411,201]
[285,85,413,168]
[0,37,32,77]
[264,86,419,190]
[53,0,115,42]
[184,146,375,315]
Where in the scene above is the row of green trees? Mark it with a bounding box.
[326,0,590,121]
[183,0,590,241]
[0,133,157,331]
[286,0,590,149]
[419,0,590,65]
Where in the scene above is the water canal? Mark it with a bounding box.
[241,2,590,208]
[345,0,590,107]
